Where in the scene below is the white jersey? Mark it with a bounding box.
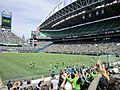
[51,79,58,90]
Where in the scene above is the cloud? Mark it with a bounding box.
[0,0,60,39]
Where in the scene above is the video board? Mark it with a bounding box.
[1,11,12,31]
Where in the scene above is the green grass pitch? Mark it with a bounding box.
[0,53,117,82]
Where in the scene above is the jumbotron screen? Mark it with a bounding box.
[1,14,12,30]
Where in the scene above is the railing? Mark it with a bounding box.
[88,75,102,90]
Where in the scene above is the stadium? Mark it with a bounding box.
[0,0,120,90]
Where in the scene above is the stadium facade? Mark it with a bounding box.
[38,0,120,44]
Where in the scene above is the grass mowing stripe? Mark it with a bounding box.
[0,53,117,81]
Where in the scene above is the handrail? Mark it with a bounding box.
[88,74,102,90]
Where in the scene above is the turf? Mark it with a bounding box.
[0,53,117,82]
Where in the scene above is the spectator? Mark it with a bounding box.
[51,76,58,90]
[26,86,33,90]
[0,78,6,90]
[7,80,13,90]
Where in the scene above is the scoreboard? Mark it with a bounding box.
[1,11,12,31]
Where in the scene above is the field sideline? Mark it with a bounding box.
[0,52,117,81]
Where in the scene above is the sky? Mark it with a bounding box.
[0,0,61,39]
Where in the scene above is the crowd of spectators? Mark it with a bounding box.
[37,42,53,48]
[0,31,32,53]
[1,60,119,90]
[4,76,54,90]
[55,61,120,90]
[0,31,24,45]
[0,33,53,52]
[0,46,45,53]
[6,79,36,90]
[44,42,120,55]
[0,30,119,55]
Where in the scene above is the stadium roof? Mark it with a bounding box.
[39,0,120,31]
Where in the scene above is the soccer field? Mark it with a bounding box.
[0,53,117,82]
